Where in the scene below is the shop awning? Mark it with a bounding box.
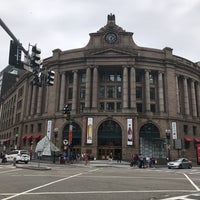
[27,135,33,140]
[22,135,27,140]
[194,138,200,143]
[184,137,192,142]
[34,134,41,140]
[6,138,10,142]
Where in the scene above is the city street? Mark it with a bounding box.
[0,161,200,200]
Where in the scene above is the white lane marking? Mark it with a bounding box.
[2,173,83,200]
[183,173,200,191]
[0,169,21,174]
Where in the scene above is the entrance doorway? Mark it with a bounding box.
[97,120,122,160]
[62,122,82,156]
[139,123,165,158]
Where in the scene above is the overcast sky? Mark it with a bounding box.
[1,0,200,71]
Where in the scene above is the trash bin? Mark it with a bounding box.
[60,156,65,164]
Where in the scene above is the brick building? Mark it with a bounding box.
[1,14,200,163]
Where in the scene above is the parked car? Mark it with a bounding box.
[5,150,30,164]
[167,158,192,169]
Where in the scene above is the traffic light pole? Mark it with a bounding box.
[0,18,28,55]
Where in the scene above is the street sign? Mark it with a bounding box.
[63,139,68,145]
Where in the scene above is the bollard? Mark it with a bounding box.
[13,158,16,166]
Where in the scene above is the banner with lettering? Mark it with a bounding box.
[87,118,93,144]
[127,118,134,145]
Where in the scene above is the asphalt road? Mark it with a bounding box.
[0,162,200,200]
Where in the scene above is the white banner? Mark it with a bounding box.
[87,118,93,144]
[127,118,134,145]
[172,122,177,140]
[47,120,52,140]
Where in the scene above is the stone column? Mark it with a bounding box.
[31,86,37,115]
[183,77,189,115]
[176,75,180,114]
[191,80,197,117]
[85,67,91,110]
[158,71,164,113]
[72,70,78,113]
[92,66,98,111]
[59,73,66,111]
[26,84,32,117]
[197,82,200,117]
[122,66,128,109]
[145,70,150,112]
[130,66,136,112]
[36,87,42,115]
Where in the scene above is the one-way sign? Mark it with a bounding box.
[63,139,68,145]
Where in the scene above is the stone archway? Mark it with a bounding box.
[139,123,166,159]
[97,120,122,160]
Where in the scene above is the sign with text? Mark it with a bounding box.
[172,122,177,140]
[127,118,134,145]
[87,118,93,144]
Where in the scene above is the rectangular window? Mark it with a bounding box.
[150,104,156,113]
[38,123,42,132]
[107,86,115,98]
[136,71,143,83]
[81,73,86,83]
[68,88,73,99]
[68,74,73,84]
[184,125,188,135]
[136,87,142,99]
[117,86,122,98]
[107,74,115,82]
[99,102,104,111]
[80,87,85,99]
[99,86,105,98]
[116,102,122,111]
[79,103,85,113]
[137,103,143,113]
[30,124,34,133]
[106,102,114,111]
[117,74,122,82]
[150,88,156,100]
[193,126,197,136]
[149,73,155,84]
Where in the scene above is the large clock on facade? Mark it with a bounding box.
[105,32,117,44]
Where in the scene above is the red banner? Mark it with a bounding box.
[197,144,200,163]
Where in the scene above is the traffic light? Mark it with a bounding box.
[46,70,55,86]
[8,40,23,68]
[63,104,71,120]
[31,45,41,68]
[32,68,42,86]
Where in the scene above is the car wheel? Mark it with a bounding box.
[179,164,182,169]
[168,167,171,169]
[188,165,192,169]
[25,161,28,164]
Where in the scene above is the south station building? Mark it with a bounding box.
[1,14,200,163]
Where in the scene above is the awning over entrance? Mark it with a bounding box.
[22,135,27,140]
[34,134,41,140]
[27,135,33,140]
[194,138,200,143]
[184,137,192,142]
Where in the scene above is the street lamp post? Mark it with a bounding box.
[165,129,171,161]
[53,128,58,163]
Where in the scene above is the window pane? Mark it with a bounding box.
[80,87,85,99]
[150,88,155,100]
[107,74,115,82]
[81,73,86,83]
[117,74,122,82]
[99,86,105,98]
[106,102,114,111]
[107,86,115,98]
[117,86,122,98]
[136,87,142,99]
[68,88,73,99]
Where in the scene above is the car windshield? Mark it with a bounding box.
[172,158,182,162]
[20,151,29,154]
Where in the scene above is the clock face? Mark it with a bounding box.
[105,32,117,44]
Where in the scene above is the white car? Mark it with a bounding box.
[167,158,192,169]
[5,150,30,164]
